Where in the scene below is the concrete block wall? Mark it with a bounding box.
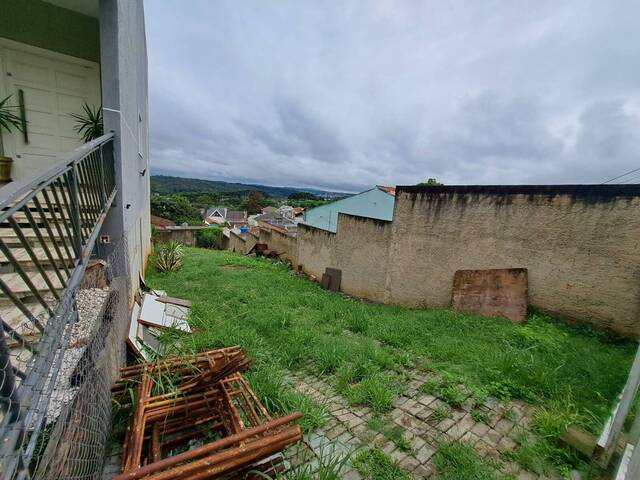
[297,224,336,280]
[296,185,640,337]
[389,186,640,336]
[259,229,299,266]
[333,214,392,302]
[228,231,247,254]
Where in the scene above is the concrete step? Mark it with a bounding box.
[0,247,76,272]
[0,271,64,299]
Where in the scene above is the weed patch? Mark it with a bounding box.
[352,449,411,479]
[434,440,503,480]
[146,249,636,474]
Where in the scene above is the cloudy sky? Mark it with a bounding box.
[145,0,640,192]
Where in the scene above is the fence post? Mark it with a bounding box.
[68,165,83,256]
[0,330,21,423]
[98,144,107,205]
[597,341,640,467]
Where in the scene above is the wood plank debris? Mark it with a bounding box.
[321,267,342,292]
[112,346,302,480]
[127,293,192,360]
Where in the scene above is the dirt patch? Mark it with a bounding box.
[221,264,250,272]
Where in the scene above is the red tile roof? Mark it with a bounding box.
[377,186,396,196]
[150,214,176,228]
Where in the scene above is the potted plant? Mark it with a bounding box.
[0,94,23,183]
[71,103,103,142]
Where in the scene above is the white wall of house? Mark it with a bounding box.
[98,0,151,287]
[0,38,101,181]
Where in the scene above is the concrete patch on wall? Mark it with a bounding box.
[452,268,528,322]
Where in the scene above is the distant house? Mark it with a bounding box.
[226,210,248,227]
[150,215,176,229]
[303,186,395,232]
[204,207,247,227]
[254,211,298,233]
[261,206,277,214]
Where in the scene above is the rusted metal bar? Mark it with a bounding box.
[141,427,301,480]
[115,412,302,480]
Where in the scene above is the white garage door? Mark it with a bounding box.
[0,40,101,182]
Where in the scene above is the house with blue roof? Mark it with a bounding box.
[302,186,395,232]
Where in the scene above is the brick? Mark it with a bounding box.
[471,422,490,437]
[416,406,433,421]
[461,431,479,444]
[484,428,502,447]
[408,434,426,451]
[390,449,408,464]
[474,439,499,458]
[412,465,434,478]
[436,418,456,433]
[325,425,346,440]
[337,431,354,444]
[517,472,537,480]
[418,394,437,406]
[495,418,515,436]
[415,444,436,463]
[382,442,396,455]
[399,455,421,472]
[450,409,466,421]
[497,435,517,452]
[401,399,419,412]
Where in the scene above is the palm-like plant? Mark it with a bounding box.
[0,95,23,134]
[71,103,103,143]
[155,241,184,273]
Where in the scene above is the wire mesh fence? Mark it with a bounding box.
[1,237,130,479]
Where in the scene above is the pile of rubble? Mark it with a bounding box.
[112,346,302,479]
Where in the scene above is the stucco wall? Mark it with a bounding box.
[388,186,640,336]
[296,185,640,337]
[258,228,299,266]
[229,231,247,254]
[0,0,100,62]
[154,227,206,247]
[297,224,336,279]
[332,214,392,302]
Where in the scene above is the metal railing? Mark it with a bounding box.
[0,133,117,478]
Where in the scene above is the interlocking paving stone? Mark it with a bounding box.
[399,455,421,472]
[418,394,437,406]
[287,370,542,478]
[471,421,491,437]
[415,444,436,463]
[495,418,515,436]
[484,428,503,447]
[497,435,517,452]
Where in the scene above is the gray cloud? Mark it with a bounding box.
[145,0,640,192]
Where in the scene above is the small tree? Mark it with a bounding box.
[417,178,443,187]
[246,190,263,214]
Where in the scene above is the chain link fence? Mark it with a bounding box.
[1,238,130,479]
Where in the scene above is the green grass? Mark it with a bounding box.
[434,440,504,480]
[367,415,413,453]
[146,249,636,471]
[352,449,411,479]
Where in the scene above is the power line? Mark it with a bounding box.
[602,166,640,184]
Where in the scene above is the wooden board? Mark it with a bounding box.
[451,268,528,322]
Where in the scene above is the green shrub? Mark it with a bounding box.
[155,241,184,272]
[196,227,221,249]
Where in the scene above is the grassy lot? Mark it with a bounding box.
[146,248,635,476]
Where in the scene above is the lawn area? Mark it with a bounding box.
[146,248,636,476]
